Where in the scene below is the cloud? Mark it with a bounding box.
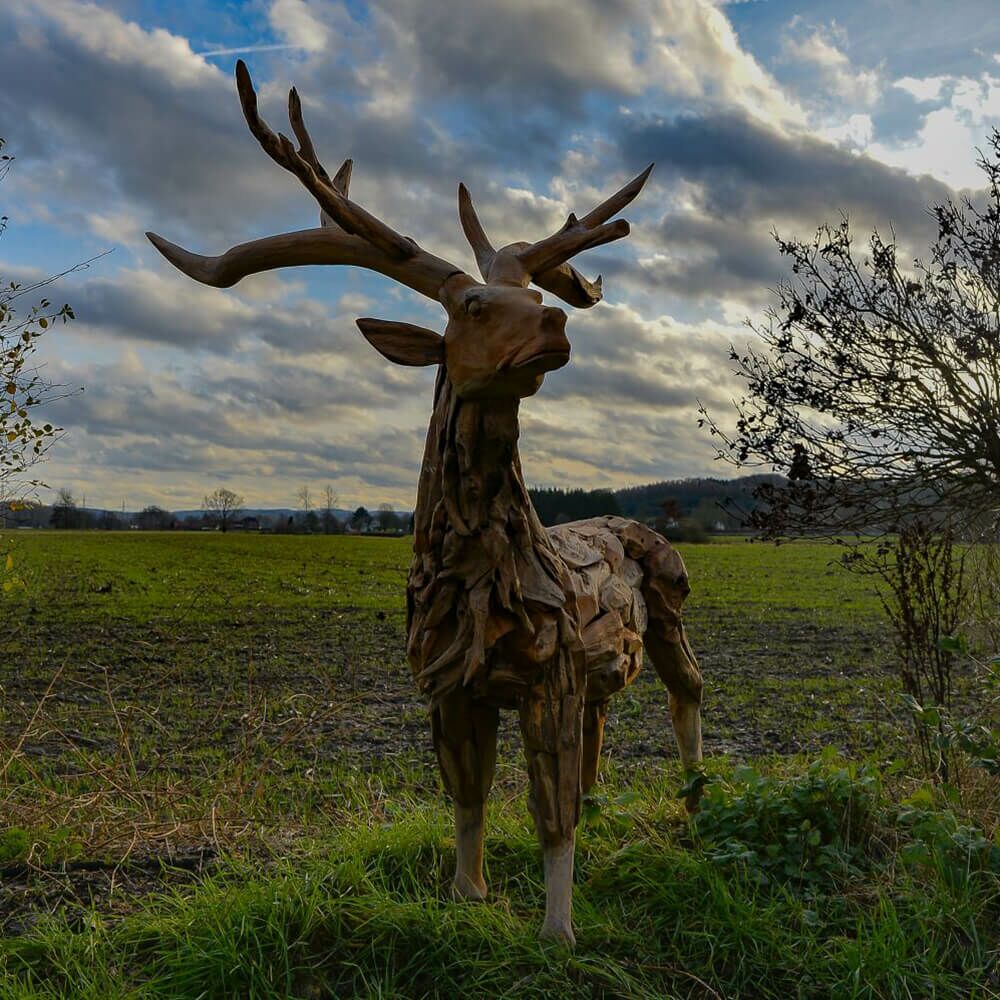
[373,0,804,128]
[37,345,436,509]
[268,0,330,55]
[614,110,954,303]
[1,2,290,245]
[895,75,949,103]
[866,73,1000,189]
[781,26,881,107]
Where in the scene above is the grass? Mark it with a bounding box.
[0,532,997,997]
[2,765,998,998]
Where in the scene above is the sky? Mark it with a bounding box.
[2,0,999,512]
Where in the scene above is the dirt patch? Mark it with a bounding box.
[0,846,217,936]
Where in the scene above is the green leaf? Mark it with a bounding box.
[677,771,712,801]
[937,634,967,654]
[613,790,642,807]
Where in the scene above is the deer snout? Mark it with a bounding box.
[543,306,567,329]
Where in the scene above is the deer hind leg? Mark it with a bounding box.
[645,622,704,811]
[518,676,585,947]
[581,699,609,794]
[432,690,499,901]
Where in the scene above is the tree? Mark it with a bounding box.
[49,487,78,529]
[320,484,340,534]
[350,505,371,532]
[95,509,127,531]
[703,135,1000,783]
[659,498,684,524]
[0,138,78,502]
[203,488,245,533]
[527,487,622,526]
[703,134,1000,538]
[295,484,312,508]
[136,504,173,530]
[376,503,401,533]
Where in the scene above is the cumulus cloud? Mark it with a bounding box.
[268,0,331,55]
[614,110,954,304]
[373,0,804,128]
[866,72,1000,189]
[782,26,881,107]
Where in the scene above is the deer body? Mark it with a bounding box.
[148,61,704,945]
[410,370,702,942]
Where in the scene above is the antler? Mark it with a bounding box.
[146,61,464,300]
[458,164,653,308]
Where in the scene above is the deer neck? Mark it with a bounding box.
[413,370,545,560]
[407,370,575,702]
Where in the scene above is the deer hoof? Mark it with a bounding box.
[539,919,576,948]
[451,875,488,902]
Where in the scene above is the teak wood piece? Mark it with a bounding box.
[148,62,704,947]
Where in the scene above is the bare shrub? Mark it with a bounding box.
[847,522,968,781]
[965,514,1000,654]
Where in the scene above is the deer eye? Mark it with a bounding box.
[465,297,482,317]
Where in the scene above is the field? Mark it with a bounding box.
[0,532,997,998]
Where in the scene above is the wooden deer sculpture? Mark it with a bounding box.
[148,62,704,946]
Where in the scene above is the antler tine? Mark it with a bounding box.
[458,183,496,281]
[235,59,292,170]
[514,163,654,280]
[332,158,352,197]
[516,219,630,278]
[319,158,353,230]
[287,85,331,184]
[533,264,603,309]
[575,163,654,230]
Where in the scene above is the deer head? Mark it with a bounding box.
[146,62,651,400]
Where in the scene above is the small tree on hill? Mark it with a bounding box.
[295,484,313,531]
[350,505,371,532]
[50,487,78,529]
[321,484,340,534]
[203,488,245,533]
[136,505,173,530]
[376,503,401,533]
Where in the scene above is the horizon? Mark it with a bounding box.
[4,1,997,508]
[22,469,778,517]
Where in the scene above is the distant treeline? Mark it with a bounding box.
[528,488,622,526]
[529,474,786,535]
[614,474,784,523]
[0,500,408,535]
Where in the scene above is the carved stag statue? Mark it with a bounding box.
[148,62,704,946]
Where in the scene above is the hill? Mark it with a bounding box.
[528,474,784,528]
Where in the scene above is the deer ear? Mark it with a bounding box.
[356,318,444,367]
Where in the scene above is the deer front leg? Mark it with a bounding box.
[432,691,499,901]
[518,679,585,946]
